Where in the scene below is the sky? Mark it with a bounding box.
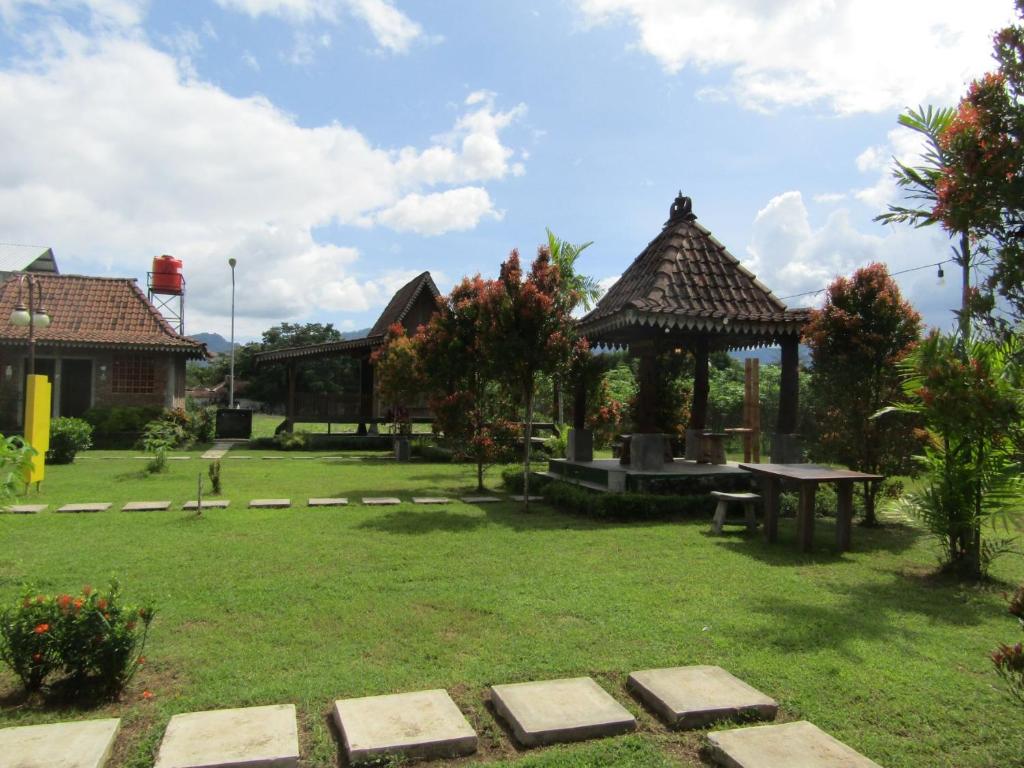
[0,0,1016,341]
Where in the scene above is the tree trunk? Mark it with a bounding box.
[523,382,534,510]
[960,232,972,342]
[863,480,878,527]
[477,459,484,492]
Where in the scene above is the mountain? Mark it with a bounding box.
[190,332,234,354]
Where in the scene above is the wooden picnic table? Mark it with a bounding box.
[738,463,883,553]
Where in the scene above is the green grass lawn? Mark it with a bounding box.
[0,449,1021,767]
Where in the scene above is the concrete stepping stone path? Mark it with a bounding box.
[249,499,291,509]
[362,497,401,505]
[627,665,777,729]
[412,497,450,504]
[511,495,544,502]
[460,496,502,503]
[182,500,230,510]
[490,677,636,748]
[6,504,46,514]
[122,501,172,512]
[308,498,348,507]
[57,503,111,513]
[706,721,884,768]
[333,689,477,763]
[154,704,299,768]
[0,717,121,768]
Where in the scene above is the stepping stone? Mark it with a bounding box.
[511,495,544,502]
[461,496,502,503]
[122,501,172,512]
[489,677,636,748]
[308,498,348,507]
[182,500,230,510]
[261,457,285,460]
[0,717,121,768]
[249,499,291,509]
[412,497,450,504]
[167,456,190,460]
[6,504,46,514]
[362,497,401,505]
[154,704,299,768]
[627,665,777,729]
[706,721,883,768]
[227,456,253,460]
[58,503,111,513]
[333,689,477,763]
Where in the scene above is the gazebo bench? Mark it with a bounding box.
[710,491,760,534]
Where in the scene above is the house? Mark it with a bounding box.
[0,274,207,428]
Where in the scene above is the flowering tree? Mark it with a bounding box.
[805,264,924,525]
[372,323,422,434]
[417,277,518,491]
[480,248,581,506]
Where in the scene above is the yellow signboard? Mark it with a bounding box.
[24,374,51,486]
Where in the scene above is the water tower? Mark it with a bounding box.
[147,254,185,334]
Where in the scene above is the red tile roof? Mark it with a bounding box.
[0,274,206,357]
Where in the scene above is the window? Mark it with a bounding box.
[111,356,155,394]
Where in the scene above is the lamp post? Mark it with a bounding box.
[8,274,51,377]
[228,258,236,408]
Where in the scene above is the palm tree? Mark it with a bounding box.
[875,106,973,338]
[546,228,602,312]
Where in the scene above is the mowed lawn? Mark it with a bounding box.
[0,450,1021,767]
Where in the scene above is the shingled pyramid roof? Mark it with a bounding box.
[579,193,808,345]
[369,271,440,337]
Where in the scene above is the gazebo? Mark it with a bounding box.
[574,192,810,469]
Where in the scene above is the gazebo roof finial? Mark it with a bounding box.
[668,191,696,224]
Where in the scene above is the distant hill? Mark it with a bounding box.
[190,332,234,354]
[341,327,372,339]
[728,345,812,365]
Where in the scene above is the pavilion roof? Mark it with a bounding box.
[579,193,809,345]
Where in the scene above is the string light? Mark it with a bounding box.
[778,259,952,301]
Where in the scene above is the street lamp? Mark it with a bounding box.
[8,274,51,377]
[228,258,236,408]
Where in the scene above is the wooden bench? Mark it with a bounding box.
[710,491,760,534]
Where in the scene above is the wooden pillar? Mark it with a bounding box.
[777,335,799,434]
[358,356,373,436]
[688,336,709,431]
[836,481,854,552]
[572,377,587,431]
[285,364,296,431]
[798,482,816,553]
[634,341,658,433]
[763,477,780,544]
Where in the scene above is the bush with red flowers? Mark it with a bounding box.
[0,579,155,697]
[992,584,1024,705]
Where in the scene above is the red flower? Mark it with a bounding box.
[142,690,154,700]
[32,653,42,663]
[82,585,93,596]
[33,623,49,634]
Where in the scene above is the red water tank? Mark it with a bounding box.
[151,254,183,295]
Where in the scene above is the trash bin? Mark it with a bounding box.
[216,408,253,439]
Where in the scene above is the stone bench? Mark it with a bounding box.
[710,491,760,534]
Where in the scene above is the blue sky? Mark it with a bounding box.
[0,0,1015,339]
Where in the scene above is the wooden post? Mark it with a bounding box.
[798,482,816,553]
[634,341,659,433]
[572,377,587,431]
[689,336,709,431]
[777,336,799,434]
[749,358,760,462]
[763,477,780,543]
[285,364,296,432]
[357,357,373,436]
[836,481,854,552]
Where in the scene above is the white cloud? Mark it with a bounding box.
[853,126,930,210]
[215,0,423,53]
[812,192,846,205]
[0,26,525,331]
[574,0,1015,114]
[744,190,960,329]
[375,187,500,236]
[0,0,146,28]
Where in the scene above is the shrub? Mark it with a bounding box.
[0,580,155,697]
[208,459,222,494]
[83,406,163,447]
[412,441,454,462]
[0,435,34,508]
[992,584,1024,706]
[543,432,568,458]
[541,480,712,520]
[501,465,551,493]
[46,417,93,464]
[272,431,309,450]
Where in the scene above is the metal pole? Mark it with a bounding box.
[228,258,236,408]
[26,277,35,378]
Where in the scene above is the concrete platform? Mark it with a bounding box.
[0,717,121,768]
[333,689,477,764]
[412,497,450,504]
[511,495,544,502]
[182,500,230,510]
[122,501,172,512]
[57,503,111,513]
[362,497,401,505]
[706,721,884,768]
[490,677,636,748]
[627,665,777,729]
[6,504,46,514]
[154,704,299,768]
[460,496,501,503]
[248,499,291,509]
[308,497,348,507]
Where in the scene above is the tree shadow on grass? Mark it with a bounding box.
[711,517,922,566]
[355,509,488,535]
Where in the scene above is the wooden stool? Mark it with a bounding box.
[710,491,760,534]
